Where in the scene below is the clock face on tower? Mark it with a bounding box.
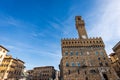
[82,35,87,39]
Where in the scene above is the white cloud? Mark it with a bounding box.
[89,0,120,54]
[0,15,22,27]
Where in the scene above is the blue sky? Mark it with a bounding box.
[0,0,120,70]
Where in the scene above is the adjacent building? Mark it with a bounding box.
[55,70,60,80]
[59,16,119,80]
[109,41,120,77]
[27,70,34,80]
[27,66,56,80]
[0,45,9,65]
[19,70,29,80]
[0,55,25,80]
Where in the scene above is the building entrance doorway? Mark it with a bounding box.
[103,73,108,80]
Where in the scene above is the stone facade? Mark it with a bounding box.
[59,16,119,80]
[0,45,9,65]
[55,70,60,80]
[110,41,120,77]
[0,55,25,80]
[28,66,56,80]
[27,70,34,80]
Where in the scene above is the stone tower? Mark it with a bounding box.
[59,16,119,80]
[75,16,88,39]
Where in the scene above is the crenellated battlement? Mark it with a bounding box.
[61,37,104,48]
[62,37,101,40]
[60,16,119,80]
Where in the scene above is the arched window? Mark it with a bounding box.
[100,52,104,56]
[95,51,99,55]
[70,51,73,56]
[65,51,68,56]
[71,62,75,66]
[77,62,80,66]
[76,51,78,56]
[98,57,100,60]
[80,51,83,55]
[66,62,69,67]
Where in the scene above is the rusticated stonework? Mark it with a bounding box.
[27,66,56,80]
[59,16,119,80]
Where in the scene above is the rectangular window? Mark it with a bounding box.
[90,69,96,74]
[105,62,108,66]
[78,70,80,74]
[98,57,100,60]
[76,51,78,56]
[68,70,70,75]
[85,71,86,74]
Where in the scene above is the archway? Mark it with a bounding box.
[103,74,108,80]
